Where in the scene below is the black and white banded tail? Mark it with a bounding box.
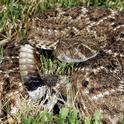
[19,44,47,100]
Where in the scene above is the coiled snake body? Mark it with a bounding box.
[0,6,124,123]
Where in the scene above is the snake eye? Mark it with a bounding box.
[82,80,89,87]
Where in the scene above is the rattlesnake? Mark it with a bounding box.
[0,6,124,123]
